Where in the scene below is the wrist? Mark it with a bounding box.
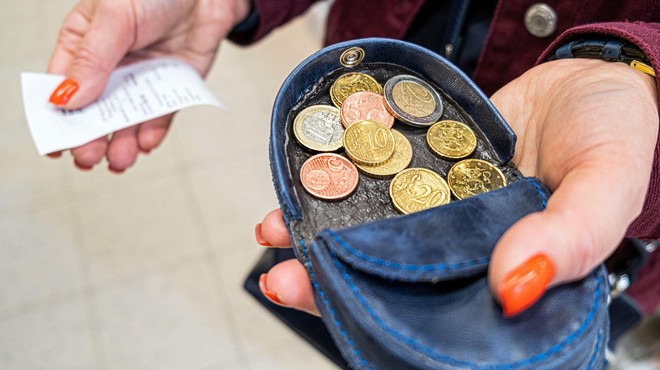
[203,0,252,35]
[229,0,253,29]
[547,37,656,78]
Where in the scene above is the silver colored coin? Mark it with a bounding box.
[383,75,443,127]
[293,105,344,152]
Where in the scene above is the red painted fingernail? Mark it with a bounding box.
[498,254,555,317]
[259,273,284,305]
[108,165,125,174]
[49,78,79,106]
[74,159,93,171]
[255,223,271,247]
[47,152,63,159]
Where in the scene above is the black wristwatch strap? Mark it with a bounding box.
[548,37,656,77]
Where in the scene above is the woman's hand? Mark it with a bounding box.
[47,0,250,172]
[255,58,658,317]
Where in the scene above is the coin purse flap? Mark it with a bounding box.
[307,179,608,369]
[268,38,608,369]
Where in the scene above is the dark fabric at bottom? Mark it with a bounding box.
[243,248,349,369]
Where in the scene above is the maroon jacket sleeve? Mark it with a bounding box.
[538,22,660,241]
[227,0,318,45]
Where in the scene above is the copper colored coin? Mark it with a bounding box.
[340,91,394,128]
[300,153,359,200]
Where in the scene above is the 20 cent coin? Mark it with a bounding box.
[389,168,451,214]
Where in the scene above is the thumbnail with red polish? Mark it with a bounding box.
[49,78,79,106]
[498,254,555,317]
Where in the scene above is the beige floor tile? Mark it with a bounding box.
[187,154,278,251]
[0,205,84,313]
[246,340,338,370]
[94,259,240,370]
[0,296,98,370]
[0,146,71,215]
[64,135,187,198]
[201,356,252,370]
[76,176,207,286]
[214,249,301,352]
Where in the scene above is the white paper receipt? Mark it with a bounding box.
[21,58,223,155]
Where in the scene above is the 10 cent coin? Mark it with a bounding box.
[354,129,412,178]
[343,120,395,165]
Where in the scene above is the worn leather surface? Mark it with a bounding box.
[268,38,608,369]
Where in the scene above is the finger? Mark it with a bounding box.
[106,124,140,173]
[255,209,292,248]
[489,165,647,317]
[71,136,109,169]
[259,259,319,316]
[47,151,63,159]
[137,114,174,153]
[49,1,136,108]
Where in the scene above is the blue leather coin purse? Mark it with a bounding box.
[268,38,609,369]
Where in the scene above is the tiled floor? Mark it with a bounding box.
[1,1,337,369]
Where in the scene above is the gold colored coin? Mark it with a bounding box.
[389,168,451,214]
[343,120,395,165]
[447,159,507,200]
[293,105,344,152]
[330,72,383,108]
[355,129,412,178]
[426,120,477,159]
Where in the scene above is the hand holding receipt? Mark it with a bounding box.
[22,58,223,156]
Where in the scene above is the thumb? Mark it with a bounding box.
[48,2,135,108]
[488,166,646,317]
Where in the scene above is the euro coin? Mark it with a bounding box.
[293,105,344,152]
[447,159,507,199]
[340,91,394,128]
[389,168,451,214]
[343,120,395,165]
[384,75,443,127]
[330,72,383,108]
[300,153,359,200]
[355,129,412,178]
[426,120,477,159]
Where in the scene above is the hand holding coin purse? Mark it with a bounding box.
[268,38,609,369]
